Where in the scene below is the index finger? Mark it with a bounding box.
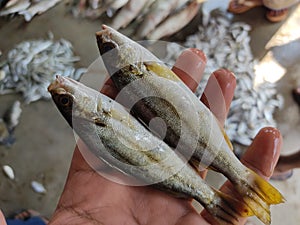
[172,48,207,92]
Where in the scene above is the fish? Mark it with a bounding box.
[110,0,148,30]
[148,1,200,40]
[0,0,30,16]
[135,0,156,21]
[106,0,128,17]
[84,0,114,19]
[4,100,22,131]
[31,181,47,194]
[2,164,15,180]
[19,0,62,22]
[136,0,180,38]
[0,0,10,9]
[95,25,285,225]
[0,37,85,103]
[48,75,253,225]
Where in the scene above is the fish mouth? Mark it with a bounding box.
[48,75,66,93]
[48,75,79,94]
[96,25,118,55]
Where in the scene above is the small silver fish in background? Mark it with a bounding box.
[136,0,184,38]
[106,0,128,17]
[96,25,284,225]
[0,35,86,103]
[109,0,148,30]
[31,180,47,194]
[0,0,62,21]
[69,0,206,39]
[147,1,201,40]
[0,0,30,16]
[2,164,15,180]
[0,100,22,146]
[4,100,22,131]
[48,76,253,225]
[19,0,63,22]
[164,12,284,155]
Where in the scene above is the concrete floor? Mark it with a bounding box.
[0,2,299,224]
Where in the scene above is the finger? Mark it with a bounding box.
[220,127,282,197]
[200,69,236,126]
[241,127,282,179]
[201,127,282,224]
[172,48,207,92]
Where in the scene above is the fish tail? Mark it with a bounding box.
[198,190,253,225]
[235,169,285,224]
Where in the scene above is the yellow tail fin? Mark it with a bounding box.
[235,169,285,225]
[242,195,271,225]
[199,190,253,225]
[249,169,285,204]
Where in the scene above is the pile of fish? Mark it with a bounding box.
[0,100,22,146]
[49,26,284,225]
[68,0,205,40]
[0,0,62,21]
[164,11,283,152]
[0,35,86,103]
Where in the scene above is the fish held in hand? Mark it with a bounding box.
[48,75,253,225]
[96,25,285,225]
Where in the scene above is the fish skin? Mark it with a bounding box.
[48,76,253,225]
[147,1,200,40]
[136,0,180,38]
[0,0,30,16]
[110,0,148,30]
[19,0,62,22]
[95,25,285,225]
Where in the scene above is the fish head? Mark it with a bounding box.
[96,25,160,74]
[48,75,100,127]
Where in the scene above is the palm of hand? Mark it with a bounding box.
[48,49,281,225]
[50,147,208,225]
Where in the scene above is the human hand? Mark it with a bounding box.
[47,48,282,225]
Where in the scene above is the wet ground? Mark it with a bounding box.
[0,2,299,224]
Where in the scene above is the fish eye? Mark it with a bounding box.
[59,95,71,106]
[102,42,116,52]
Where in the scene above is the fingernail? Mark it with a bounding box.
[172,48,207,92]
[200,69,236,125]
[243,127,282,178]
[260,127,282,174]
[189,48,207,63]
[212,69,236,99]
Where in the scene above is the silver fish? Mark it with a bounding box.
[2,164,15,180]
[106,0,128,17]
[96,25,285,225]
[136,0,180,38]
[148,1,200,40]
[0,37,85,103]
[31,181,47,194]
[48,75,252,225]
[3,100,22,131]
[0,0,30,16]
[110,0,148,30]
[19,0,62,22]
